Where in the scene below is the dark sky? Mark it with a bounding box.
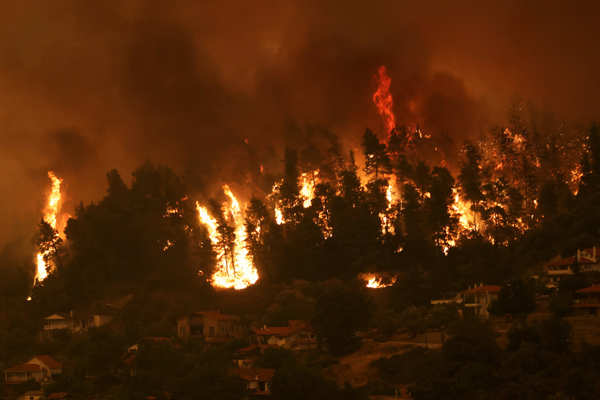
[1,0,600,246]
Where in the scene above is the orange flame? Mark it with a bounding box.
[300,170,319,208]
[362,273,397,288]
[35,171,63,283]
[196,186,259,290]
[373,65,396,136]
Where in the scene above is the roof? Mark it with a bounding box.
[32,355,62,370]
[545,256,576,268]
[462,285,501,295]
[253,320,311,337]
[47,392,70,399]
[44,313,69,320]
[577,284,600,294]
[253,326,298,337]
[236,368,275,382]
[5,363,41,373]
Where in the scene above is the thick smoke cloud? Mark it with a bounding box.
[1,0,600,249]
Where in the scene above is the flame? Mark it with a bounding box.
[570,165,583,195]
[300,170,319,208]
[380,178,397,234]
[35,171,63,283]
[362,273,397,288]
[274,206,284,225]
[373,65,396,136]
[196,186,259,290]
[451,189,476,232]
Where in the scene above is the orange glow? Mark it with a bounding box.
[380,179,397,234]
[451,188,476,232]
[196,186,259,290]
[373,65,396,136]
[299,170,319,208]
[362,273,397,288]
[35,171,63,283]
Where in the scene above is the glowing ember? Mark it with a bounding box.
[373,65,396,136]
[196,185,259,290]
[362,273,397,288]
[570,166,583,195]
[35,171,63,283]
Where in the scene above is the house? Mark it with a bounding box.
[28,355,62,377]
[4,364,44,384]
[458,284,501,319]
[43,313,74,332]
[42,308,114,338]
[252,320,317,350]
[235,368,275,396]
[543,246,600,289]
[47,392,71,400]
[177,311,243,343]
[4,355,62,384]
[232,344,269,369]
[544,257,576,288]
[17,390,44,400]
[573,284,600,315]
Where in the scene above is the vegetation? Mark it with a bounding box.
[2,115,600,397]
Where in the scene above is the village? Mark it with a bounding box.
[4,241,600,400]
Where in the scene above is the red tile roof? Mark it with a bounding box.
[47,392,69,399]
[577,284,600,294]
[253,326,298,337]
[545,256,576,268]
[33,355,62,370]
[236,368,275,382]
[462,285,501,294]
[253,320,312,337]
[5,363,41,372]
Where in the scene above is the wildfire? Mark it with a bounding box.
[35,171,63,283]
[451,188,477,232]
[362,273,397,288]
[196,185,259,290]
[274,206,284,225]
[299,170,319,208]
[373,65,396,136]
[380,178,397,234]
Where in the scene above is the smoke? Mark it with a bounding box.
[1,0,599,251]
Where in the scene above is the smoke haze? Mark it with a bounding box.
[1,0,600,248]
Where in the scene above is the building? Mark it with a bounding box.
[235,368,275,396]
[4,364,44,385]
[177,311,243,343]
[43,313,73,332]
[543,246,600,289]
[4,355,62,384]
[17,390,44,400]
[47,392,71,400]
[458,284,501,319]
[42,309,114,338]
[252,320,317,350]
[573,284,600,315]
[544,257,576,288]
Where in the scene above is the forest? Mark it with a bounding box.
[3,112,600,399]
